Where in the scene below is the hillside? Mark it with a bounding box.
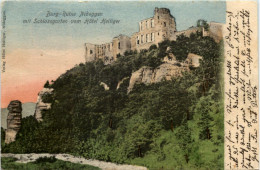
[2,32,224,169]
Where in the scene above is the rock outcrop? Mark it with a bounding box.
[116,77,129,90]
[184,53,203,68]
[34,88,53,122]
[127,51,203,93]
[100,82,110,91]
[128,63,189,93]
[1,102,36,129]
[5,100,22,144]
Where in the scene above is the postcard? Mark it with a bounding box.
[1,0,258,169]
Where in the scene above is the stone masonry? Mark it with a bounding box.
[85,35,131,65]
[5,100,22,144]
[85,7,223,64]
[131,8,177,51]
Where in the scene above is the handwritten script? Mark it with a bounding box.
[225,4,258,169]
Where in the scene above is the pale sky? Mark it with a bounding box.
[1,1,226,108]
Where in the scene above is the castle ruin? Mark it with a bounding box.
[85,7,223,64]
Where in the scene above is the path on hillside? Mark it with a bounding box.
[1,153,147,170]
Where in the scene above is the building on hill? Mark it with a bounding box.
[85,35,131,65]
[84,7,223,64]
[174,26,202,39]
[202,22,223,43]
[112,35,131,60]
[130,7,176,51]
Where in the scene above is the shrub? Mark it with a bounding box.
[149,44,157,51]
[34,156,57,164]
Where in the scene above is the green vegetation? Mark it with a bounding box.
[197,19,209,31]
[44,80,50,88]
[1,127,6,148]
[1,157,100,170]
[2,32,224,169]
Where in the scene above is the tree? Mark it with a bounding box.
[1,127,5,147]
[175,123,192,163]
[197,19,209,31]
[3,32,224,168]
[44,80,50,88]
[149,44,157,51]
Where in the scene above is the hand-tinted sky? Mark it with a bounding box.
[1,1,226,108]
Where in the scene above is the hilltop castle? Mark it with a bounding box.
[85,7,223,65]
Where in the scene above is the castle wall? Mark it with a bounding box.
[131,7,176,51]
[131,32,156,51]
[84,8,223,64]
[85,35,130,64]
[85,43,96,62]
[95,42,114,64]
[85,42,114,64]
[173,27,202,40]
[112,35,131,60]
[207,22,223,42]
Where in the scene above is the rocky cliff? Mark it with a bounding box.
[34,88,53,122]
[128,62,189,93]
[1,102,36,129]
[5,100,22,144]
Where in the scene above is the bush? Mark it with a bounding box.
[35,156,57,164]
[44,81,50,88]
[1,157,101,170]
[149,44,157,51]
[1,127,5,148]
[41,93,53,103]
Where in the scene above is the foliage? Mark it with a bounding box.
[173,32,218,61]
[35,156,57,164]
[44,80,50,88]
[1,127,5,148]
[1,157,100,170]
[2,34,224,169]
[149,44,157,51]
[41,93,53,103]
[197,19,209,31]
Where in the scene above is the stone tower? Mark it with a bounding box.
[154,7,176,34]
[130,7,177,51]
[5,100,22,144]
